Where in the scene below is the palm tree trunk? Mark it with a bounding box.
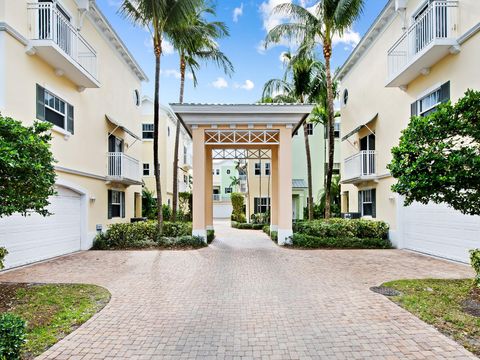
[153,38,164,234]
[171,53,186,221]
[324,41,335,219]
[303,123,314,220]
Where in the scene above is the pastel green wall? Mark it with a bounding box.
[220,165,238,194]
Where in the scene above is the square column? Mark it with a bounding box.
[205,147,213,230]
[277,126,293,245]
[270,147,278,232]
[192,127,207,241]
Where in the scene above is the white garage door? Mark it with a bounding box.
[213,203,233,219]
[401,201,480,263]
[0,186,82,269]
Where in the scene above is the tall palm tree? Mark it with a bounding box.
[265,0,364,218]
[261,53,327,220]
[120,0,200,234]
[170,4,234,221]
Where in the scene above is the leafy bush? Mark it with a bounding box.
[231,193,246,222]
[251,212,269,224]
[92,221,192,250]
[231,221,264,230]
[262,225,270,234]
[294,219,389,239]
[142,188,157,220]
[0,313,26,360]
[270,231,278,243]
[0,247,7,270]
[162,205,171,222]
[207,230,215,244]
[470,249,480,287]
[291,233,391,249]
[158,236,206,249]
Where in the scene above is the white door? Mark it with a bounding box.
[213,204,233,219]
[400,201,480,263]
[0,186,82,269]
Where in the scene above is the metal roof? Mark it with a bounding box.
[292,179,308,188]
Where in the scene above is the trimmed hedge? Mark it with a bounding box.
[262,225,277,243]
[207,230,215,244]
[291,233,391,249]
[158,236,206,249]
[92,221,194,250]
[0,313,26,360]
[293,219,389,239]
[231,221,265,230]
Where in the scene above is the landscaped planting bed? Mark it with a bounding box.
[231,221,265,230]
[92,221,206,250]
[380,279,480,356]
[291,219,391,249]
[0,283,110,359]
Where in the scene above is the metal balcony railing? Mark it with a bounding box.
[387,1,458,80]
[108,152,141,184]
[27,2,97,79]
[344,151,376,182]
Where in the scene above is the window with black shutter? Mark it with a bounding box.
[411,81,450,117]
[108,190,124,218]
[36,84,74,134]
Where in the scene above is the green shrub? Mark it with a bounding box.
[163,222,192,237]
[158,236,206,248]
[207,230,215,244]
[293,219,389,239]
[470,249,480,287]
[262,225,270,234]
[291,233,391,249]
[251,212,269,224]
[231,193,246,222]
[270,231,278,243]
[162,205,171,222]
[231,222,264,230]
[0,247,7,270]
[0,313,26,360]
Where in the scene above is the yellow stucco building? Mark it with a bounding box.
[337,0,480,262]
[0,0,147,268]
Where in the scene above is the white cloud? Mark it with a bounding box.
[143,38,175,55]
[279,51,289,63]
[233,3,244,23]
[107,0,122,7]
[234,80,255,91]
[160,69,194,81]
[332,28,361,48]
[259,0,292,32]
[212,77,229,89]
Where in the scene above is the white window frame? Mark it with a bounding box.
[265,162,271,176]
[44,89,67,129]
[360,189,374,217]
[143,163,150,176]
[255,197,271,213]
[254,163,261,176]
[307,123,314,135]
[142,123,154,140]
[417,87,441,117]
[225,187,232,194]
[111,190,123,219]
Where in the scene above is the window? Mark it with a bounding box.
[225,187,232,194]
[265,162,271,176]
[143,163,150,176]
[343,89,349,105]
[226,169,231,175]
[167,126,170,137]
[108,134,123,153]
[142,124,154,139]
[412,82,450,117]
[168,199,171,206]
[254,163,261,175]
[216,169,220,175]
[307,123,314,135]
[183,146,188,164]
[334,122,341,138]
[254,197,270,214]
[36,85,74,133]
[359,189,376,218]
[134,90,140,106]
[108,190,125,219]
[184,175,188,184]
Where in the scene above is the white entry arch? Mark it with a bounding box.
[170,103,313,245]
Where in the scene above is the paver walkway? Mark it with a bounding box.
[0,220,476,359]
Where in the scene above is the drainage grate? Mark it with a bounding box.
[370,286,401,297]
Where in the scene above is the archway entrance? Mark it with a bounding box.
[171,104,313,245]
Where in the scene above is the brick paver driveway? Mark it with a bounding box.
[0,220,475,359]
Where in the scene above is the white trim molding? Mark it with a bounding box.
[277,229,293,246]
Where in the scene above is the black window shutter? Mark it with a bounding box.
[410,102,418,117]
[67,104,74,134]
[121,192,125,218]
[358,191,363,216]
[372,189,377,218]
[36,84,45,121]
[254,198,259,214]
[439,81,450,103]
[108,190,112,219]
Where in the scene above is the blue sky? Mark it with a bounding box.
[97,0,388,105]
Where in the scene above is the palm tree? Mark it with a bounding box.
[170,4,234,221]
[261,53,327,220]
[265,0,364,218]
[229,176,240,192]
[120,0,200,234]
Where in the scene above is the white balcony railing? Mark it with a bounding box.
[387,1,458,85]
[108,152,141,184]
[27,2,98,81]
[183,153,193,167]
[213,194,231,202]
[344,151,376,182]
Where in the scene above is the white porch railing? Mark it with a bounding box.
[344,151,376,181]
[27,2,98,79]
[213,194,231,202]
[387,1,458,80]
[108,152,141,183]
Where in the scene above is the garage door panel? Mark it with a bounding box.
[402,201,480,263]
[0,187,82,269]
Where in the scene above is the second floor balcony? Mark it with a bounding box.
[343,150,376,184]
[107,152,141,185]
[27,2,99,90]
[387,1,458,88]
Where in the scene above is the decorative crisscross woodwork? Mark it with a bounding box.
[205,130,279,145]
[212,149,271,160]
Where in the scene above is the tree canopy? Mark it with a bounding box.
[0,116,56,217]
[388,90,480,215]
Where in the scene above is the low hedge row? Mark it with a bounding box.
[231,222,265,230]
[293,219,389,239]
[207,230,215,244]
[291,233,391,249]
[262,225,278,243]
